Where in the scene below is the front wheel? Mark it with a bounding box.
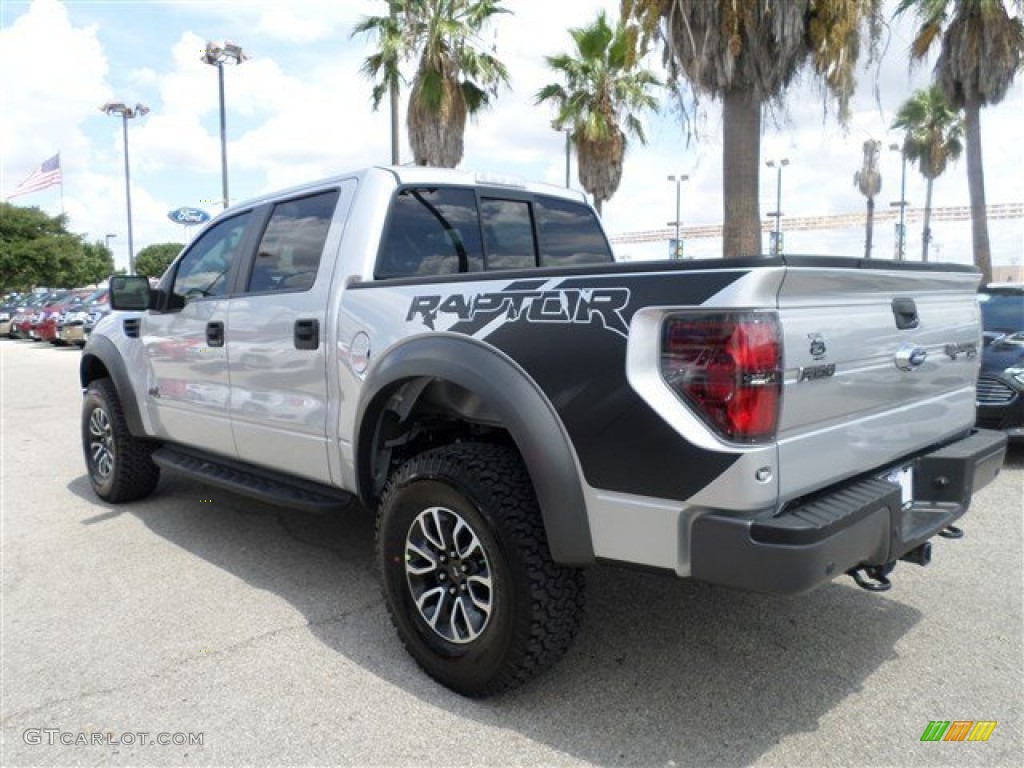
[81,377,160,503]
[377,442,585,697]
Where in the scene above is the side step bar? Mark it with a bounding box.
[152,445,354,513]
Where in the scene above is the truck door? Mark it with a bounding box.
[226,185,351,484]
[142,211,254,458]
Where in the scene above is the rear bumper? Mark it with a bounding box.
[689,429,1008,595]
[57,324,86,343]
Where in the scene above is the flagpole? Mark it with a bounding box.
[58,151,65,217]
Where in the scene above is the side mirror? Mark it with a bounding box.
[109,275,152,311]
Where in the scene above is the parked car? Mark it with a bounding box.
[977,284,1024,441]
[80,294,115,343]
[56,288,109,347]
[26,292,71,340]
[38,290,93,344]
[8,307,31,338]
[9,294,56,339]
[0,298,20,336]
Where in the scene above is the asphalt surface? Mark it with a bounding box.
[1,338,1021,767]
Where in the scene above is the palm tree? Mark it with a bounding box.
[854,140,883,259]
[896,0,1024,282]
[891,86,964,262]
[535,12,659,216]
[352,0,511,168]
[622,0,884,258]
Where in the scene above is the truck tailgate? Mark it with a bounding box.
[775,263,982,503]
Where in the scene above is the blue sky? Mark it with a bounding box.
[1,0,1021,271]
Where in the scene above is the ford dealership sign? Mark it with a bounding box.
[167,207,211,225]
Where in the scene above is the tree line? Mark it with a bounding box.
[354,0,1022,282]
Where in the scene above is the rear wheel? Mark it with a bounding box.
[377,442,585,697]
[82,377,160,502]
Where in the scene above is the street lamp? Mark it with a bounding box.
[202,40,248,210]
[667,174,689,259]
[100,102,149,274]
[766,158,790,256]
[889,143,909,261]
[104,233,117,253]
[552,123,571,188]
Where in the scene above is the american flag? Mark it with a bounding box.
[7,153,62,199]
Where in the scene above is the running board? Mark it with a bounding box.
[152,445,354,513]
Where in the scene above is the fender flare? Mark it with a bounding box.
[355,334,594,566]
[80,336,146,437]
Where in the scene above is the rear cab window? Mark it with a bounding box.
[375,185,611,280]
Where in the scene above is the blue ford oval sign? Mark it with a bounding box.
[167,207,211,225]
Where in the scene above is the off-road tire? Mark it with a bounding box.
[82,377,160,503]
[377,442,585,697]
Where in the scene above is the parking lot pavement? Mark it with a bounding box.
[1,338,1021,767]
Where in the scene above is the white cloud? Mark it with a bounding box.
[0,0,108,179]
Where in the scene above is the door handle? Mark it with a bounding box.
[294,318,319,350]
[891,298,919,330]
[206,321,225,347]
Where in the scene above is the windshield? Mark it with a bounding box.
[979,291,1024,333]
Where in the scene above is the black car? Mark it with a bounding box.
[977,284,1024,441]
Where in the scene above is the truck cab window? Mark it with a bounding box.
[535,196,613,266]
[480,198,536,271]
[170,212,252,308]
[247,189,339,293]
[376,187,484,278]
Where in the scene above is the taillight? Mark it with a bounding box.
[660,312,782,442]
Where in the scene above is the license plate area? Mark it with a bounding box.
[886,465,914,509]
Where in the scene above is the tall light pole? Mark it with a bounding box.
[889,143,909,261]
[564,129,571,189]
[202,41,247,210]
[766,158,789,256]
[667,174,688,259]
[104,233,117,254]
[552,123,571,188]
[389,2,400,165]
[101,102,149,274]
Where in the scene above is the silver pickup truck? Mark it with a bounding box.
[81,166,1006,696]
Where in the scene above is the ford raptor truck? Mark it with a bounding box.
[80,166,1007,697]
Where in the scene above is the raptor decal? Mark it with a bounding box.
[406,287,631,338]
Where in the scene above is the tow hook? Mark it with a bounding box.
[849,541,934,592]
[939,525,964,539]
[848,563,895,592]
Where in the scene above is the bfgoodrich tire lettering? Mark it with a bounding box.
[82,377,160,503]
[377,442,585,697]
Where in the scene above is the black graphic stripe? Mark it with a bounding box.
[479,270,749,499]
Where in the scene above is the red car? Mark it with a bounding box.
[35,290,92,343]
[10,293,60,339]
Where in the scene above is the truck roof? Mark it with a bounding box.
[230,165,587,214]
